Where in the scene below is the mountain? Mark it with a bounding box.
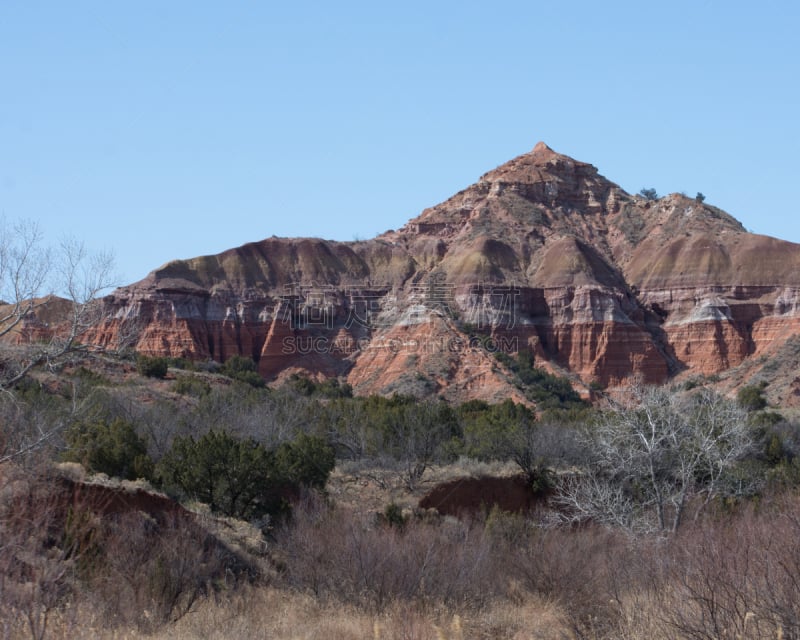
[87,143,800,404]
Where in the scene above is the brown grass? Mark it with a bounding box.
[145,587,575,640]
[8,587,573,640]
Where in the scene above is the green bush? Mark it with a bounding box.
[458,399,549,480]
[459,399,520,460]
[136,354,169,379]
[274,433,336,490]
[738,383,768,411]
[157,430,334,520]
[171,375,211,397]
[290,375,316,396]
[221,355,265,388]
[317,378,353,398]
[382,502,407,529]
[221,355,257,375]
[230,369,266,388]
[166,356,196,371]
[157,430,275,519]
[63,417,154,480]
[639,187,659,201]
[289,374,353,398]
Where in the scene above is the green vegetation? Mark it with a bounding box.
[30,354,800,524]
[737,381,768,411]
[34,352,590,500]
[157,430,334,520]
[11,351,800,639]
[171,374,212,397]
[165,356,197,371]
[136,354,169,379]
[220,355,265,388]
[320,394,460,489]
[639,187,659,200]
[458,399,552,486]
[63,417,154,481]
[288,373,353,398]
[157,430,276,519]
[495,350,586,411]
[381,502,407,529]
[274,432,336,491]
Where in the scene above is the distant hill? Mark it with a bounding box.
[83,142,800,405]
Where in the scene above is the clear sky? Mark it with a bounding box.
[1,1,799,285]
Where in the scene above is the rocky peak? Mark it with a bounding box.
[392,142,629,270]
[481,141,592,178]
[478,140,616,199]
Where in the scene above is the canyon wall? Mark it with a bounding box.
[84,142,800,402]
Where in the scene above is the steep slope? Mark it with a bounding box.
[85,142,800,401]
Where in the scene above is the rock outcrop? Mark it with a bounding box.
[85,142,800,402]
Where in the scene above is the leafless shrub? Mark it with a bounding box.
[177,385,311,449]
[0,394,67,467]
[87,510,248,632]
[655,497,800,639]
[0,465,89,640]
[78,498,800,639]
[555,384,754,533]
[274,498,500,612]
[483,509,648,639]
[0,463,259,638]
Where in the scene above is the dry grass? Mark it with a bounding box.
[2,587,574,640]
[149,587,575,640]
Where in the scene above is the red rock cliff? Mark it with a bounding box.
[85,143,800,401]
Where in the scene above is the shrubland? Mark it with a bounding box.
[3,353,800,638]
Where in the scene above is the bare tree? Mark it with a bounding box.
[0,220,116,389]
[322,398,372,460]
[0,220,50,347]
[556,384,754,533]
[0,218,117,462]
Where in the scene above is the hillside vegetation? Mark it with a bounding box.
[3,353,800,639]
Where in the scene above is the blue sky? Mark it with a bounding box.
[1,1,799,284]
